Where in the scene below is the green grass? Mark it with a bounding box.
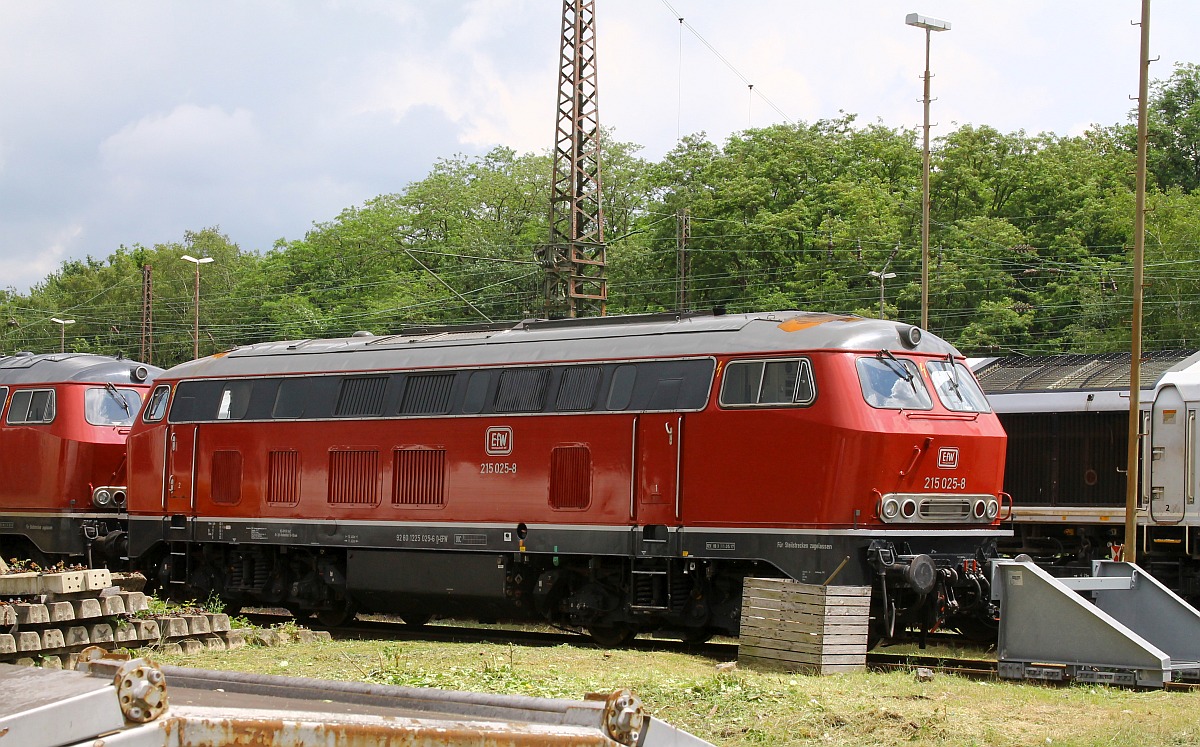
[142,634,1200,747]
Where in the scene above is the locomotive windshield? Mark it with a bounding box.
[927,357,991,413]
[85,386,143,426]
[857,354,933,410]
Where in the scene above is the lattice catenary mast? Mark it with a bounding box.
[539,0,606,318]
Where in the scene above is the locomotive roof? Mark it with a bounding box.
[972,350,1200,394]
[0,352,162,385]
[164,311,960,379]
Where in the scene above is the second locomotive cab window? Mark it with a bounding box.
[927,358,992,413]
[857,354,933,410]
[86,386,143,426]
[6,388,55,424]
[720,359,815,407]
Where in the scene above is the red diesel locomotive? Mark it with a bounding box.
[125,311,1008,643]
[0,353,160,566]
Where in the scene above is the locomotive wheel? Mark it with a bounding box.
[401,613,433,628]
[680,628,713,644]
[314,601,358,628]
[587,624,636,648]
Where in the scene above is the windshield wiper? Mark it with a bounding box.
[944,352,963,400]
[876,350,912,381]
[104,382,131,414]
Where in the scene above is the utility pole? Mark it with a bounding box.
[539,0,606,318]
[140,264,153,365]
[676,208,690,313]
[1124,0,1152,565]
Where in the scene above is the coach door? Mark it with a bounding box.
[1148,385,1191,525]
[166,424,198,515]
[633,413,682,526]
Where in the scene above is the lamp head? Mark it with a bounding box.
[905,13,950,31]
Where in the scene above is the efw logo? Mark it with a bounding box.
[937,447,959,469]
[486,426,513,456]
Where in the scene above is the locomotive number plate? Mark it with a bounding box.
[924,476,967,490]
[481,462,518,475]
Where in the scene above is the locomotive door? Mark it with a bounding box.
[166,424,198,515]
[633,413,682,526]
[1148,385,1190,525]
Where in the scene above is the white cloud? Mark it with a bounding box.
[100,105,262,184]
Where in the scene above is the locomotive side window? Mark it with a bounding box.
[0,386,8,418]
[927,359,992,413]
[273,377,339,419]
[495,368,550,413]
[217,381,254,420]
[6,388,55,424]
[606,365,637,410]
[719,358,815,407]
[462,371,491,414]
[399,373,455,415]
[85,386,142,426]
[143,385,171,422]
[557,366,602,411]
[857,355,933,410]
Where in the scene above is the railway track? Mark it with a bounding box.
[246,610,1004,676]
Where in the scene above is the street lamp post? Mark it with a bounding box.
[180,254,214,359]
[868,270,897,319]
[906,12,950,331]
[50,317,75,353]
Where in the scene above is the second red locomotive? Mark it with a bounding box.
[125,311,1008,643]
[0,352,160,567]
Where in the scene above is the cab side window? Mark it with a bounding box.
[719,359,815,408]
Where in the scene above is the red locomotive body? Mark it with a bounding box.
[0,353,159,565]
[126,311,1007,641]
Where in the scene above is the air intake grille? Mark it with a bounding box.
[335,376,388,416]
[392,449,447,506]
[549,445,591,510]
[210,450,242,505]
[267,450,300,505]
[328,449,379,505]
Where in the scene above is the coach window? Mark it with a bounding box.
[143,385,171,422]
[7,388,55,424]
[857,355,933,410]
[86,386,142,426]
[927,359,992,413]
[720,359,815,407]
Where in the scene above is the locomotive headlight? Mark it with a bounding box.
[900,498,918,519]
[881,497,901,520]
[973,500,987,519]
[93,488,113,508]
[985,499,1000,520]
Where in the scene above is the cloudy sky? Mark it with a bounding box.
[1,1,1195,293]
